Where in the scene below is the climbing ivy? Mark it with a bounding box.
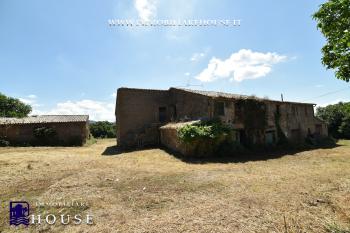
[178,120,231,144]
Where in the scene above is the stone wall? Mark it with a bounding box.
[116,88,170,147]
[0,122,89,146]
[115,87,328,149]
[169,88,212,121]
[160,122,197,156]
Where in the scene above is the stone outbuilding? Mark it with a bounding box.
[0,115,89,146]
[115,87,328,150]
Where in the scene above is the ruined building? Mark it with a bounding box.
[0,115,89,146]
[115,87,327,150]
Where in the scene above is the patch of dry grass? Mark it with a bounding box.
[0,139,349,232]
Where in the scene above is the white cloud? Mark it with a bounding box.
[33,100,115,122]
[317,99,349,107]
[19,94,41,107]
[184,72,190,76]
[195,49,287,82]
[27,94,37,99]
[134,0,157,21]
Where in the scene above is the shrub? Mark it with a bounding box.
[90,121,116,138]
[178,120,236,157]
[0,139,10,147]
[178,120,231,143]
[33,126,57,146]
[33,127,57,138]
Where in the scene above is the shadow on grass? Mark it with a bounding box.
[102,142,340,164]
[163,143,340,164]
[101,145,158,156]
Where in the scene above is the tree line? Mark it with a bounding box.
[316,102,350,139]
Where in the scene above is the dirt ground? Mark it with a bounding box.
[0,139,349,233]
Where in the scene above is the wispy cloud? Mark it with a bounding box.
[19,94,41,107]
[195,49,287,82]
[190,48,210,62]
[315,84,324,88]
[191,52,205,62]
[134,0,157,21]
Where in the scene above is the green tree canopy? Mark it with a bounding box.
[0,93,32,118]
[90,121,116,138]
[313,0,350,82]
[316,101,350,138]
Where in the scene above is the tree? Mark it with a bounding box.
[90,121,116,138]
[0,93,32,118]
[313,0,350,82]
[338,115,350,138]
[316,102,350,138]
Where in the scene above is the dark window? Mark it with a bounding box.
[214,102,225,116]
[159,107,167,122]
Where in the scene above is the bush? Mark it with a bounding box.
[90,121,116,138]
[33,127,57,138]
[178,120,236,157]
[33,126,57,146]
[178,120,231,143]
[0,139,10,147]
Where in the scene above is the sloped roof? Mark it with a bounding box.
[0,115,89,125]
[173,88,250,99]
[116,87,315,105]
[172,88,315,105]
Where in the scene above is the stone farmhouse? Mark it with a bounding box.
[115,87,327,150]
[0,115,89,146]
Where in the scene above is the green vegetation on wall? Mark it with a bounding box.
[178,120,237,157]
[33,126,57,146]
[33,126,57,138]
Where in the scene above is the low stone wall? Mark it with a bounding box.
[160,121,198,156]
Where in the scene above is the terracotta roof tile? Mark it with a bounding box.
[0,115,89,125]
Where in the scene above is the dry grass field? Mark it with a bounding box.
[0,139,350,233]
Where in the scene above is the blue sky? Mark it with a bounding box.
[0,0,349,121]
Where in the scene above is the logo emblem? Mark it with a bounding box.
[9,201,30,226]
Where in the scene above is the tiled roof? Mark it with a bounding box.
[172,88,315,105]
[0,115,89,125]
[174,88,251,99]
